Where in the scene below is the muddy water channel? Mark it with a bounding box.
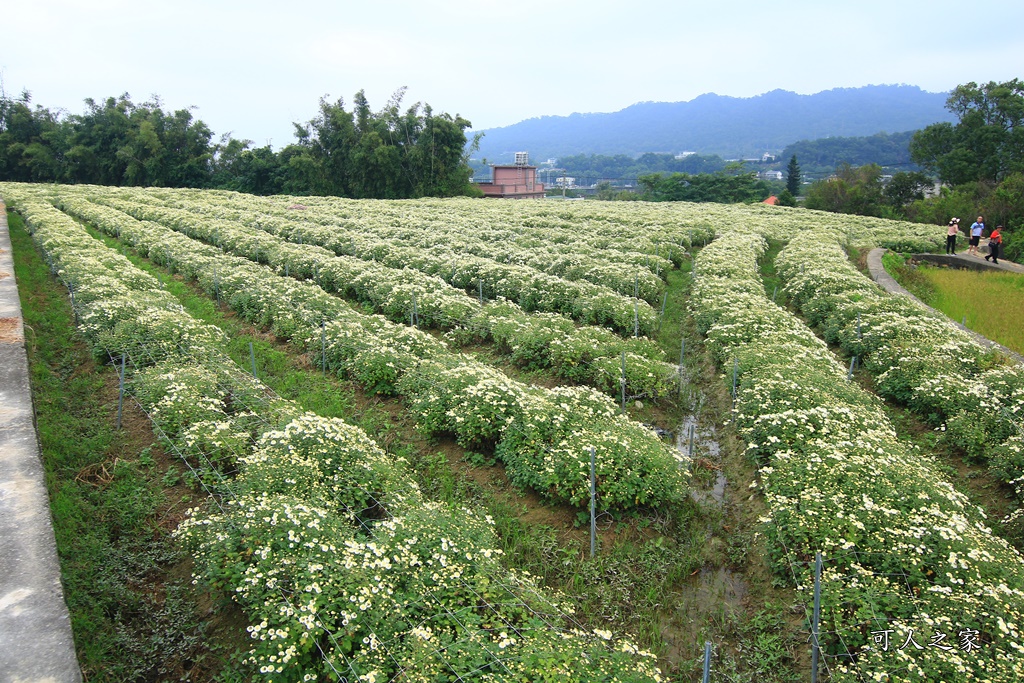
[663,378,758,669]
[676,414,725,507]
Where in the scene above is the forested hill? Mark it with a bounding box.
[473,85,955,162]
[779,130,918,176]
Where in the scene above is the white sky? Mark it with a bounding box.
[3,0,1022,149]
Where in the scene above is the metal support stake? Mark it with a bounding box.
[689,424,696,457]
[116,353,126,430]
[702,641,712,683]
[811,551,823,683]
[620,350,627,414]
[678,338,686,397]
[250,342,257,379]
[589,446,597,558]
[657,291,668,333]
[321,321,327,374]
[731,358,738,399]
[633,300,639,338]
[772,285,778,302]
[479,279,483,304]
[847,356,856,381]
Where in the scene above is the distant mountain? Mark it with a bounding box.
[472,85,955,162]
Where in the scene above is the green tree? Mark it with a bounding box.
[594,180,616,200]
[804,163,885,216]
[286,89,476,199]
[884,171,932,215]
[639,170,770,203]
[62,94,213,187]
[786,154,801,195]
[776,189,797,207]
[0,90,66,182]
[910,79,1024,184]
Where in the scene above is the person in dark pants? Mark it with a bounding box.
[985,225,1003,264]
[945,218,960,254]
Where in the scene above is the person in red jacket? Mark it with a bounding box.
[984,225,1003,264]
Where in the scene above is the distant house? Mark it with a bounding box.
[474,151,546,199]
[760,170,783,181]
[763,195,780,205]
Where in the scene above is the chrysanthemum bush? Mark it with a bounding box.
[77,190,662,336]
[178,489,664,682]
[400,360,529,450]
[692,232,1024,682]
[13,186,687,514]
[57,191,675,399]
[589,351,677,400]
[495,386,687,510]
[139,188,676,303]
[775,234,1024,531]
[3,185,666,681]
[399,363,688,512]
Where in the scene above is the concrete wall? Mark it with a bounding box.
[0,204,82,683]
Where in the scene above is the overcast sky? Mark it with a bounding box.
[4,0,1021,149]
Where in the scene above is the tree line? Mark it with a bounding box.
[636,167,773,203]
[800,80,1024,262]
[0,88,478,198]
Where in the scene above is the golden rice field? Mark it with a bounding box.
[917,267,1024,354]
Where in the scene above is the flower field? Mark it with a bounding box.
[4,180,1024,682]
[691,230,1024,681]
[4,190,665,681]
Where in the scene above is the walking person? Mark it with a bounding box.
[945,217,960,255]
[985,225,1003,264]
[969,216,985,256]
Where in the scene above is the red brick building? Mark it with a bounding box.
[475,152,545,199]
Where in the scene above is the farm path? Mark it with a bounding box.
[867,247,1024,365]
[0,202,82,682]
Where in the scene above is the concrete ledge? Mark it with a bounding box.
[910,252,1024,274]
[0,204,82,683]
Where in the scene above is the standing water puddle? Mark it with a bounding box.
[676,415,725,506]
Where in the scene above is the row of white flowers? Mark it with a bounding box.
[88,186,666,331]
[775,234,1024,533]
[7,183,687,515]
[4,187,666,682]
[691,232,1024,682]
[51,188,678,399]
[150,188,683,300]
